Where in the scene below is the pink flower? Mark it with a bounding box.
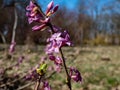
[45,31,72,54]
[69,67,82,83]
[55,56,62,65]
[26,1,59,31]
[46,1,59,16]
[43,81,51,90]
[54,64,61,73]
[49,55,62,65]
[26,1,42,24]
[46,1,54,15]
[26,1,36,11]
[9,41,16,53]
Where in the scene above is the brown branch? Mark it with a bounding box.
[59,48,72,90]
[12,7,18,43]
[0,31,6,44]
[34,76,43,90]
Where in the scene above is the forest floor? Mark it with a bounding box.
[0,45,120,90]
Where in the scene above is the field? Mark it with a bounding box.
[0,45,120,90]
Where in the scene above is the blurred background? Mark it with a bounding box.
[0,0,120,46]
[0,0,120,90]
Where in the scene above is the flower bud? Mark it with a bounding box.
[46,1,54,15]
[52,5,59,14]
[32,24,46,31]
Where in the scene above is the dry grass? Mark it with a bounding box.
[0,45,120,90]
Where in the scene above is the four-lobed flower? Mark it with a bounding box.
[45,31,72,55]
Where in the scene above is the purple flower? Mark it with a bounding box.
[61,31,72,46]
[18,56,24,63]
[45,40,60,54]
[52,5,59,13]
[45,31,72,54]
[46,1,54,15]
[26,1,36,11]
[9,41,16,53]
[54,64,61,72]
[26,1,46,31]
[49,54,56,61]
[49,31,72,47]
[46,1,59,16]
[26,1,58,31]
[49,55,62,65]
[32,24,46,31]
[43,81,51,90]
[25,69,38,80]
[15,56,25,68]
[26,1,42,23]
[55,56,62,65]
[69,67,82,83]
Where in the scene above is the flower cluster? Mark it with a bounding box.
[45,30,72,72]
[46,31,72,54]
[26,1,58,31]
[26,0,82,90]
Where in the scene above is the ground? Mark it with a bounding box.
[0,45,120,90]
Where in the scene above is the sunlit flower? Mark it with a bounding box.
[45,31,72,54]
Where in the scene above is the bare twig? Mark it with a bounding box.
[0,31,6,44]
[12,7,18,43]
[34,76,42,90]
[17,82,35,90]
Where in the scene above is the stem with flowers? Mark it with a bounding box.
[26,0,82,90]
[48,23,72,90]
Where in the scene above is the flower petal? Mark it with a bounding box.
[32,24,46,31]
[46,1,54,15]
[52,5,59,13]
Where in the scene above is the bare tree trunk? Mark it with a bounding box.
[5,6,18,58]
[0,31,6,44]
[80,27,83,46]
[12,7,18,43]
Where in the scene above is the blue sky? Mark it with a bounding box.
[38,0,79,11]
[38,0,115,12]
